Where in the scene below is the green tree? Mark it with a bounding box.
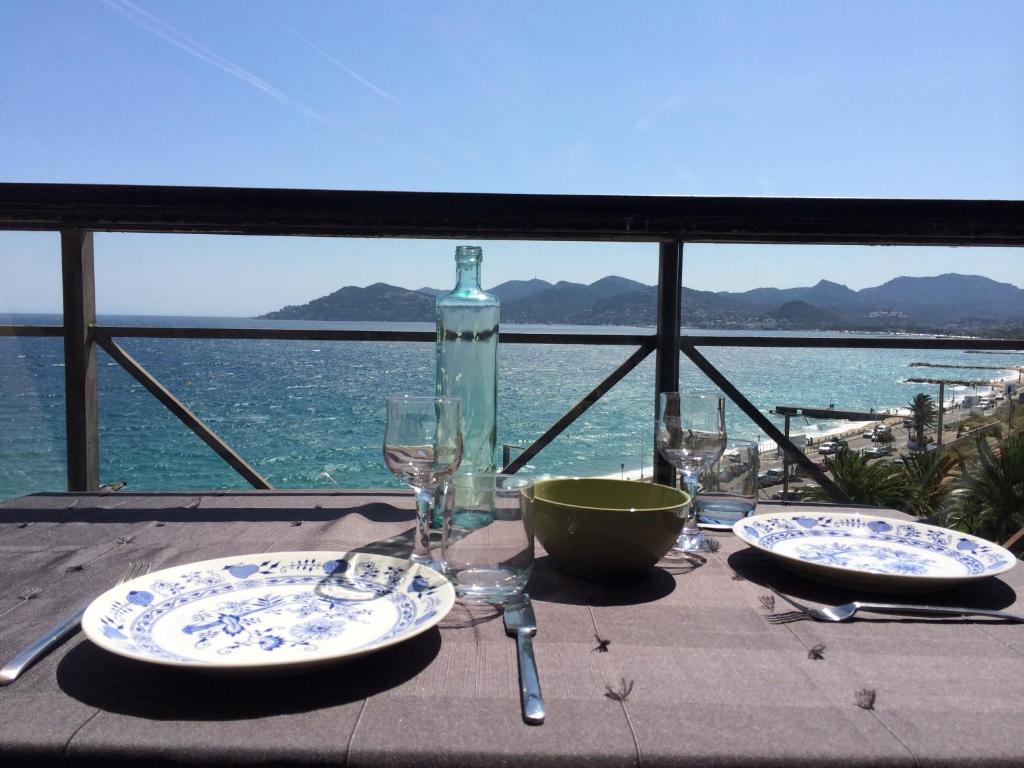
[899,450,959,518]
[908,393,937,450]
[805,448,911,509]
[947,433,1024,544]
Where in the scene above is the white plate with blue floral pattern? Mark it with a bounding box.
[733,512,1016,593]
[81,551,455,673]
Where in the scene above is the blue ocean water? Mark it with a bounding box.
[1,314,1020,500]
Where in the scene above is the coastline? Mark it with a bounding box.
[595,369,1019,483]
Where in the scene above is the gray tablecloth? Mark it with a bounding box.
[1,491,1022,767]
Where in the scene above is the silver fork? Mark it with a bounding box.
[768,586,1024,624]
[0,560,151,685]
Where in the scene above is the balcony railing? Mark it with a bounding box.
[2,183,1023,500]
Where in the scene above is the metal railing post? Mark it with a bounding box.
[61,230,99,491]
[654,241,683,486]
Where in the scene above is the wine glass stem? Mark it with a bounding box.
[411,487,435,564]
[681,471,700,533]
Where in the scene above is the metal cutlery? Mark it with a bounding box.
[503,593,545,725]
[0,560,150,685]
[767,586,1024,624]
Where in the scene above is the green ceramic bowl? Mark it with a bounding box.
[532,478,690,580]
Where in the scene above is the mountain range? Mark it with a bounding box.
[259,273,1024,331]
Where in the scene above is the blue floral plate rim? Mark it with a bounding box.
[81,550,455,674]
[732,511,1016,588]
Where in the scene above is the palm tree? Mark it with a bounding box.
[805,448,912,509]
[947,433,1024,544]
[908,393,937,450]
[899,450,959,518]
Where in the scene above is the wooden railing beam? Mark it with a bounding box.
[653,241,683,486]
[78,326,1024,350]
[0,325,64,337]
[2,183,1023,245]
[61,230,99,491]
[1003,526,1024,555]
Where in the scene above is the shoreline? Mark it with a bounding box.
[597,369,1018,482]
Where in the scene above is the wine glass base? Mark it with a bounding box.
[408,553,445,572]
[669,528,714,554]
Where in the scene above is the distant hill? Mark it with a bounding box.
[261,283,434,321]
[582,285,763,326]
[719,274,1024,327]
[501,280,607,324]
[588,276,650,297]
[258,273,1024,331]
[489,278,553,304]
[495,277,651,324]
[768,300,847,327]
[725,279,871,317]
[858,274,1024,324]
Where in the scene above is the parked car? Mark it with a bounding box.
[757,468,786,487]
[818,439,847,455]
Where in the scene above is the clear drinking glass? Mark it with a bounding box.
[694,437,759,529]
[655,391,727,553]
[383,395,463,567]
[441,473,534,604]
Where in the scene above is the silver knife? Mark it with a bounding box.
[1,561,149,686]
[0,608,86,685]
[503,593,545,725]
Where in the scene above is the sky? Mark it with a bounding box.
[1,0,1022,316]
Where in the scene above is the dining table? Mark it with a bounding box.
[0,489,1022,767]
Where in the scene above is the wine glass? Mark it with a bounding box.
[655,391,727,553]
[384,395,463,567]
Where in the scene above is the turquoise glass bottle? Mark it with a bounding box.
[436,245,499,475]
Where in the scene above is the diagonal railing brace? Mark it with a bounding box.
[504,339,657,475]
[1003,526,1024,556]
[95,334,272,490]
[680,342,849,503]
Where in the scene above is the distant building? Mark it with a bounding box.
[867,309,909,319]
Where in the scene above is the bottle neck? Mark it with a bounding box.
[455,259,482,292]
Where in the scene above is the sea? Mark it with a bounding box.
[2,314,1021,501]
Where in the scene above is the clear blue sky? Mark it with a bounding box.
[1,0,1022,316]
